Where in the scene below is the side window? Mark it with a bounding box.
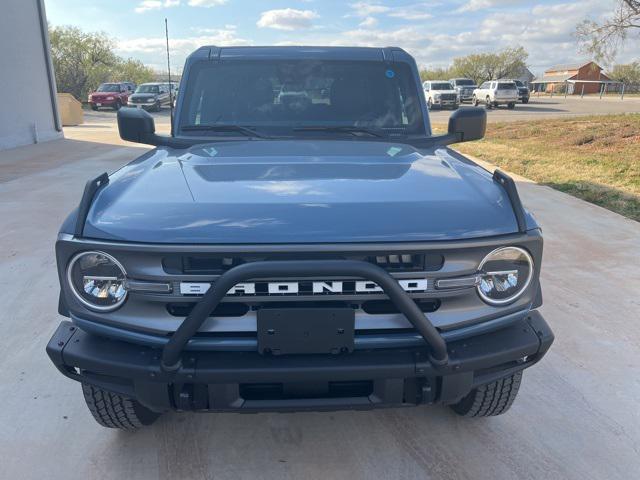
[424,82,430,91]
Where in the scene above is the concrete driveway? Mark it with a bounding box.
[0,127,638,479]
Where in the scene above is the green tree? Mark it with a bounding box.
[112,58,155,86]
[49,26,155,101]
[609,61,640,84]
[419,66,453,82]
[450,47,529,85]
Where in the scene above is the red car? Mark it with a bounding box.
[88,83,132,111]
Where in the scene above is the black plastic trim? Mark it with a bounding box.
[493,169,527,233]
[46,312,553,411]
[74,173,109,237]
[160,260,449,370]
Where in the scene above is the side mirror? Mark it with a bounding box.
[117,107,191,149]
[117,107,156,145]
[447,107,486,143]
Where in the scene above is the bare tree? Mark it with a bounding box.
[576,0,640,62]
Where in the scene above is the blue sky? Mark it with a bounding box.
[44,0,634,76]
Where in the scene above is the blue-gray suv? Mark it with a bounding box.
[47,46,553,430]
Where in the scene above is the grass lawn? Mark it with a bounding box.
[447,114,640,222]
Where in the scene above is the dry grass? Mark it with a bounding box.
[445,114,640,221]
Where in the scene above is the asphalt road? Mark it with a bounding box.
[428,95,640,123]
[0,118,639,479]
[81,95,640,131]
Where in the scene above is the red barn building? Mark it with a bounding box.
[532,61,613,94]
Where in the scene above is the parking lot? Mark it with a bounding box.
[75,96,640,135]
[0,96,638,479]
[428,95,640,122]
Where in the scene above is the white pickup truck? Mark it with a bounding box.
[472,80,518,109]
[422,81,459,110]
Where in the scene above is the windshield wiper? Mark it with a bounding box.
[293,126,386,138]
[181,124,269,138]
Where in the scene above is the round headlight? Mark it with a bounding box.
[477,247,533,305]
[67,251,127,311]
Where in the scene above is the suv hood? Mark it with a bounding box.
[81,140,522,243]
[431,90,458,95]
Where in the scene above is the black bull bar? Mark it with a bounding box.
[160,260,449,371]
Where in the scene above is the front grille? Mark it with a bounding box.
[163,253,443,275]
[440,93,457,101]
[166,298,440,318]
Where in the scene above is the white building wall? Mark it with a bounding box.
[0,0,62,151]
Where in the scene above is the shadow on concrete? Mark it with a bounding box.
[0,138,142,184]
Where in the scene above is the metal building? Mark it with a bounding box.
[0,0,62,151]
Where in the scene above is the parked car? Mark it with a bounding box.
[449,78,477,103]
[422,80,459,109]
[472,80,519,109]
[47,46,553,430]
[88,83,130,111]
[127,82,172,111]
[513,80,530,104]
[121,81,137,93]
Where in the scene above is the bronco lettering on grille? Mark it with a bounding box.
[179,279,428,296]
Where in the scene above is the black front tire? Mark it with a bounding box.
[451,371,522,417]
[472,95,479,107]
[112,100,122,111]
[508,102,516,109]
[90,105,98,111]
[82,383,160,431]
[522,98,529,104]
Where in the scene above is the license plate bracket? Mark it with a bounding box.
[257,308,355,355]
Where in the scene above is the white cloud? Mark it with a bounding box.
[388,4,433,20]
[134,0,180,13]
[117,27,250,56]
[349,2,390,17]
[359,16,378,27]
[457,0,526,13]
[256,8,319,30]
[187,0,227,6]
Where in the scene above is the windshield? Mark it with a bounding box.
[454,79,475,86]
[136,85,159,94]
[179,60,425,137]
[498,82,517,90]
[97,84,120,92]
[430,83,453,90]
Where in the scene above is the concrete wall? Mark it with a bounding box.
[0,0,62,151]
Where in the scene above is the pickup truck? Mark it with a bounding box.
[449,78,477,103]
[47,46,553,430]
[422,80,459,109]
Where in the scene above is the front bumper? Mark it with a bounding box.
[129,102,155,109]
[47,310,553,412]
[89,99,117,107]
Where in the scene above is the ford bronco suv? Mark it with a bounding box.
[47,46,553,431]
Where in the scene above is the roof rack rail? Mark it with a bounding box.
[74,172,109,237]
[493,169,527,233]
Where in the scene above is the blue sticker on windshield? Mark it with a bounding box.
[385,69,395,78]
